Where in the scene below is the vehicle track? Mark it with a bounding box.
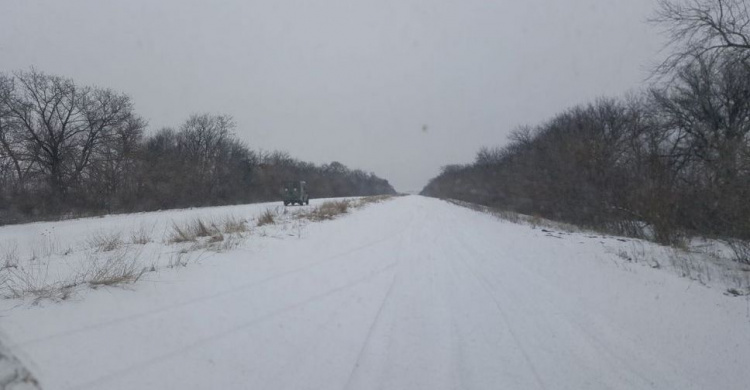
[13,222,410,349]
[72,260,399,390]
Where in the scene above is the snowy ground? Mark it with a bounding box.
[0,198,361,302]
[0,342,40,390]
[1,195,749,389]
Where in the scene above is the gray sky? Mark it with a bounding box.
[0,0,663,192]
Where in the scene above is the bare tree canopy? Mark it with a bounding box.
[0,69,144,209]
[419,1,750,262]
[0,69,395,224]
[653,0,750,74]
[423,58,750,251]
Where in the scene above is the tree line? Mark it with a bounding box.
[422,0,750,247]
[0,70,395,225]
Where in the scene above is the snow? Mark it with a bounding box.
[1,195,749,389]
[0,341,40,390]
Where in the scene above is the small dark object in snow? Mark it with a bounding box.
[617,239,628,242]
[725,288,747,297]
[541,229,554,233]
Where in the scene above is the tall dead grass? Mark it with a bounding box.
[168,219,221,243]
[222,216,249,234]
[446,198,580,233]
[130,223,154,245]
[0,199,392,303]
[88,231,123,252]
[296,196,393,222]
[257,209,277,226]
[86,250,147,287]
[726,239,750,265]
[1,247,147,302]
[167,216,250,255]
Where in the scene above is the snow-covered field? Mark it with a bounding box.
[0,198,361,302]
[1,195,749,389]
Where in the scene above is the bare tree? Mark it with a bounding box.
[0,70,143,210]
[0,70,85,201]
[1,69,396,224]
[178,113,235,200]
[0,75,21,186]
[653,0,750,74]
[87,114,146,210]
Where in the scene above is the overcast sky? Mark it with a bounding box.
[0,0,663,192]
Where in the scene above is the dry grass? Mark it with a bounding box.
[29,233,61,261]
[298,200,351,221]
[1,245,146,302]
[257,209,276,226]
[353,195,393,207]
[1,239,80,301]
[167,219,220,243]
[446,199,580,233]
[87,251,146,287]
[1,198,395,303]
[130,224,154,245]
[193,219,216,237]
[0,268,8,295]
[2,242,19,270]
[5,284,76,302]
[320,200,349,215]
[163,216,247,244]
[2,261,79,302]
[222,216,249,234]
[213,234,242,252]
[295,196,394,222]
[207,231,224,243]
[726,239,750,265]
[88,231,123,252]
[167,216,247,254]
[167,251,190,268]
[445,198,750,290]
[167,222,197,244]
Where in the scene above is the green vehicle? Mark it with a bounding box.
[282,181,310,206]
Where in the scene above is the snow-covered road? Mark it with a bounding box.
[2,196,749,389]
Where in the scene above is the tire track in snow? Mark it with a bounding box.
[68,259,398,390]
[341,201,465,390]
[420,202,549,389]
[450,235,549,390]
[257,273,368,389]
[451,219,675,389]
[338,204,417,390]
[340,271,399,390]
[13,223,409,349]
